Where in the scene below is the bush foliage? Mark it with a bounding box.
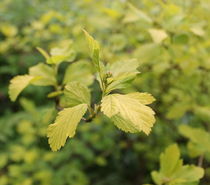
[0,0,210,184]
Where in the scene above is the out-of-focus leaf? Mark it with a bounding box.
[179,125,210,156]
[123,3,152,24]
[148,29,168,44]
[151,144,204,185]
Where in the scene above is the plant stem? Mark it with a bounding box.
[198,155,204,167]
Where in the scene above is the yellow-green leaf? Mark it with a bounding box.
[151,144,204,185]
[36,47,51,63]
[126,92,156,105]
[179,125,210,155]
[101,93,155,135]
[105,59,140,94]
[9,75,35,101]
[63,60,94,86]
[61,82,91,107]
[148,29,168,44]
[83,29,100,55]
[29,63,57,86]
[83,29,100,70]
[47,104,88,151]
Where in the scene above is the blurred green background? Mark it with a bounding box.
[0,0,210,184]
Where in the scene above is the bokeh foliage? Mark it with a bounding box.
[0,0,210,184]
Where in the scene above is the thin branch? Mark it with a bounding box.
[198,155,204,167]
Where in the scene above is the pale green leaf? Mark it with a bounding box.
[105,72,137,94]
[108,59,139,76]
[37,40,75,64]
[29,63,57,86]
[190,26,205,37]
[148,29,168,44]
[36,47,51,63]
[61,82,91,107]
[63,60,94,86]
[126,92,156,105]
[105,59,140,94]
[172,165,204,184]
[83,29,100,55]
[83,29,100,70]
[160,144,182,177]
[179,125,210,154]
[9,75,35,101]
[50,47,75,64]
[101,93,155,135]
[123,3,152,24]
[47,104,88,151]
[151,144,204,185]
[47,91,63,98]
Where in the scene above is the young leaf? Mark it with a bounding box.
[148,29,168,44]
[178,125,210,156]
[29,63,57,86]
[105,59,140,94]
[37,40,75,64]
[9,75,35,101]
[36,47,52,64]
[47,104,88,151]
[151,144,204,185]
[63,60,94,86]
[61,82,91,107]
[126,92,156,105]
[123,3,152,24]
[159,144,182,177]
[49,45,75,64]
[101,93,155,135]
[83,29,100,56]
[83,29,100,70]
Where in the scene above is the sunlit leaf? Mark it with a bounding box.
[47,104,88,151]
[61,82,91,107]
[101,93,155,135]
[63,60,94,86]
[9,75,35,101]
[29,63,57,86]
[148,29,168,44]
[151,144,204,185]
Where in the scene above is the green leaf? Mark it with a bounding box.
[126,92,156,105]
[36,47,51,64]
[61,82,91,107]
[9,75,35,101]
[63,60,94,86]
[123,3,153,24]
[29,63,57,86]
[37,40,75,64]
[151,144,204,185]
[105,59,140,94]
[159,144,182,177]
[47,91,63,98]
[47,104,88,151]
[83,29,100,56]
[83,29,100,70]
[50,45,75,64]
[148,29,168,44]
[101,93,155,135]
[178,125,210,156]
[193,105,210,122]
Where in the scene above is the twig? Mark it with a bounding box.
[198,155,204,167]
